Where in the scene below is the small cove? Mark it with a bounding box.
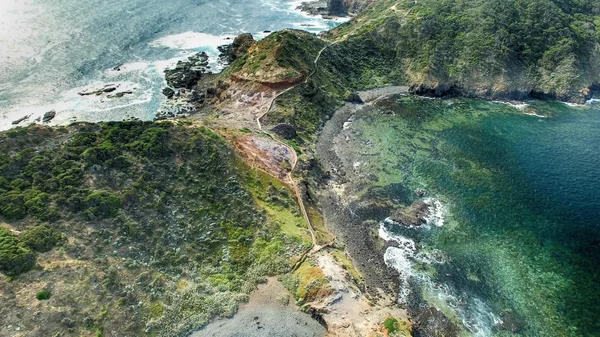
[318,94,600,336]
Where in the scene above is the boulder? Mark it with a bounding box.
[42,110,56,123]
[191,89,206,103]
[11,115,30,125]
[270,123,298,140]
[162,87,175,99]
[413,307,460,337]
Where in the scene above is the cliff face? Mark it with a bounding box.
[327,0,345,15]
[330,0,600,103]
[342,0,375,14]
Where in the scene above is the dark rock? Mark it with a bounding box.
[389,200,429,227]
[301,306,328,329]
[263,30,272,33]
[107,91,133,98]
[345,92,363,104]
[327,0,346,15]
[413,307,460,337]
[206,87,217,98]
[270,123,298,140]
[191,89,206,103]
[162,87,175,99]
[11,115,30,125]
[164,52,209,88]
[42,110,56,123]
[218,33,255,65]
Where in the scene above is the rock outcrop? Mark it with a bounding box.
[162,87,175,99]
[164,52,209,89]
[42,110,56,123]
[389,200,429,227]
[218,33,255,65]
[327,0,345,15]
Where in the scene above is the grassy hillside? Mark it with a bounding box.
[0,123,310,337]
[223,29,328,86]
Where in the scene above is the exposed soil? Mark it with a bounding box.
[191,278,326,337]
[232,134,294,181]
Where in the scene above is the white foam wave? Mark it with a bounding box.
[379,224,418,305]
[423,197,446,227]
[149,32,233,50]
[586,98,600,105]
[493,100,529,110]
[0,80,155,131]
[379,221,499,336]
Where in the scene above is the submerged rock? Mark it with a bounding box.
[497,310,526,333]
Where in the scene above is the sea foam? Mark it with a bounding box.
[423,197,446,227]
[149,32,233,50]
[379,218,499,336]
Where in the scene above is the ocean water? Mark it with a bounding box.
[345,97,600,336]
[0,0,347,130]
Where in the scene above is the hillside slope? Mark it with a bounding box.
[0,123,310,337]
[330,0,600,102]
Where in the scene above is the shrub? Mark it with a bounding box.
[0,227,35,276]
[20,224,64,253]
[384,317,400,333]
[36,289,51,300]
[85,191,122,219]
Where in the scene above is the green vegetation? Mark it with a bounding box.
[383,317,412,336]
[234,0,599,144]
[20,224,64,252]
[332,0,600,100]
[222,29,328,84]
[0,227,35,276]
[0,122,309,337]
[36,289,51,300]
[286,259,332,304]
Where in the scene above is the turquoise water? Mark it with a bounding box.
[351,98,600,336]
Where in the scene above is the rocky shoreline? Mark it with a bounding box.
[409,80,600,105]
[314,86,470,336]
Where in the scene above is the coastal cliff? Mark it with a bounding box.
[328,0,600,103]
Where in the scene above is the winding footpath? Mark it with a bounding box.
[255,40,339,258]
[255,1,418,265]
